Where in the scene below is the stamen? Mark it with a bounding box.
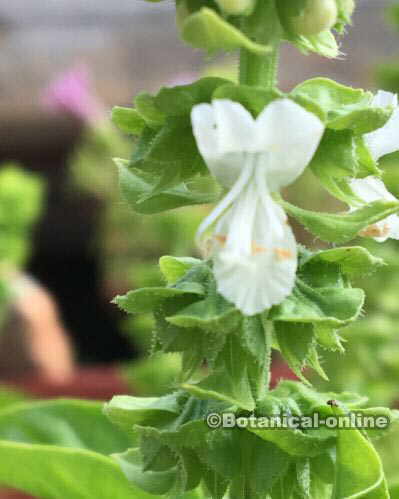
[274,248,294,260]
[359,223,389,238]
[214,234,227,246]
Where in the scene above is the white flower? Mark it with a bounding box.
[191,98,324,315]
[350,176,399,242]
[348,90,399,242]
[364,90,399,162]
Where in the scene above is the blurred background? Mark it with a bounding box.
[1,0,399,496]
[0,0,397,441]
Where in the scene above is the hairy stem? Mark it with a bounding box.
[239,0,281,89]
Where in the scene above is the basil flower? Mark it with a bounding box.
[349,90,399,241]
[191,99,324,315]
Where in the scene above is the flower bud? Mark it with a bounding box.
[278,0,338,37]
[214,0,256,16]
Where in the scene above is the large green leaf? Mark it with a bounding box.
[0,440,150,499]
[335,427,389,498]
[0,399,129,455]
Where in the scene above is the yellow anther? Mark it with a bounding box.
[359,223,389,238]
[274,248,294,260]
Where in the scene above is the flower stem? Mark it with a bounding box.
[239,0,281,89]
[239,44,280,89]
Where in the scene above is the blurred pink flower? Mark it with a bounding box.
[42,66,104,122]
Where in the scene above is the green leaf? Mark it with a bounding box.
[112,106,146,135]
[183,335,255,411]
[202,429,290,495]
[292,78,371,117]
[281,198,399,244]
[202,467,229,499]
[159,256,202,285]
[181,7,272,55]
[113,448,177,495]
[335,426,389,498]
[0,399,129,455]
[165,267,241,334]
[308,129,379,205]
[295,459,311,498]
[212,83,281,117]
[270,463,296,499]
[117,159,217,214]
[355,407,399,441]
[132,117,205,179]
[166,293,240,333]
[270,279,364,329]
[248,426,334,458]
[292,77,391,136]
[274,322,318,385]
[0,440,151,499]
[114,284,204,315]
[154,77,229,117]
[301,246,385,278]
[328,106,393,135]
[134,91,166,127]
[104,393,181,434]
[183,368,255,410]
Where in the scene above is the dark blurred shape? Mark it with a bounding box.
[0,112,133,363]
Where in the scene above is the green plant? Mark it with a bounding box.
[1,1,399,497]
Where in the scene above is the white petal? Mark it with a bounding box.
[364,94,399,161]
[191,103,218,160]
[350,176,399,242]
[255,98,324,191]
[372,90,398,108]
[191,100,256,188]
[213,99,256,153]
[212,179,297,315]
[350,176,397,203]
